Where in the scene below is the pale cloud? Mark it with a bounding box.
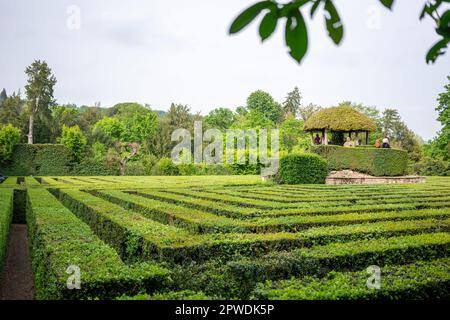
[0,0,448,140]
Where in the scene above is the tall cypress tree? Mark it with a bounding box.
[282,87,302,118]
[0,88,7,105]
[24,60,57,144]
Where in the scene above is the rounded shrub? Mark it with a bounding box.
[151,157,179,176]
[278,153,328,184]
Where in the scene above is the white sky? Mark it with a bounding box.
[0,0,449,140]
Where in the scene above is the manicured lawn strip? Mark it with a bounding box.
[253,257,450,300]
[251,208,450,231]
[132,189,257,218]
[92,189,254,233]
[26,188,170,300]
[227,233,450,290]
[0,189,14,276]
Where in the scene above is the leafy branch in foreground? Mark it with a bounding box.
[229,0,450,64]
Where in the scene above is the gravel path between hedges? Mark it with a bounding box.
[0,224,34,300]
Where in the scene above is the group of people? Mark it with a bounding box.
[313,133,391,148]
[375,137,391,149]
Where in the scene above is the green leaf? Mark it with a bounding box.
[324,0,344,45]
[379,0,394,10]
[310,0,322,18]
[436,9,450,37]
[426,38,449,64]
[259,10,278,41]
[229,1,276,34]
[285,9,308,63]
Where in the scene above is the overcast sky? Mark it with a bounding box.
[0,0,449,140]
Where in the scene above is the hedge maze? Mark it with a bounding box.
[1,176,449,299]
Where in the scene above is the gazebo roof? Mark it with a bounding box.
[304,106,377,132]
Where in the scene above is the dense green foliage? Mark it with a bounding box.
[1,60,447,177]
[0,189,13,277]
[278,153,328,184]
[25,60,57,144]
[424,76,450,162]
[26,188,170,299]
[304,106,377,132]
[59,125,87,161]
[4,175,447,299]
[0,144,73,176]
[311,145,408,176]
[0,124,20,163]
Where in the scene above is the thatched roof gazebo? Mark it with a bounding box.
[304,106,377,145]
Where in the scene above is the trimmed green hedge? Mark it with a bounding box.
[72,158,118,176]
[26,188,170,299]
[277,154,328,184]
[253,258,450,300]
[0,144,74,176]
[227,232,450,298]
[310,145,408,176]
[0,189,14,277]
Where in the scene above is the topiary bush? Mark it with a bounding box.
[277,153,328,184]
[151,157,179,176]
[310,145,408,176]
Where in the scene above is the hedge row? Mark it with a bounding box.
[227,233,450,297]
[165,189,450,218]
[255,208,450,231]
[26,188,170,299]
[53,189,320,262]
[52,189,450,262]
[0,189,13,277]
[310,145,408,176]
[118,290,210,300]
[240,188,450,203]
[205,188,450,210]
[132,189,256,219]
[92,189,252,234]
[277,153,328,184]
[0,144,73,176]
[253,257,450,300]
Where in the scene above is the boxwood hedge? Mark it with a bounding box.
[26,188,170,299]
[310,145,408,176]
[0,144,73,176]
[277,154,328,184]
[253,258,450,300]
[0,189,13,277]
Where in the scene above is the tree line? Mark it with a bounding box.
[0,60,448,176]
